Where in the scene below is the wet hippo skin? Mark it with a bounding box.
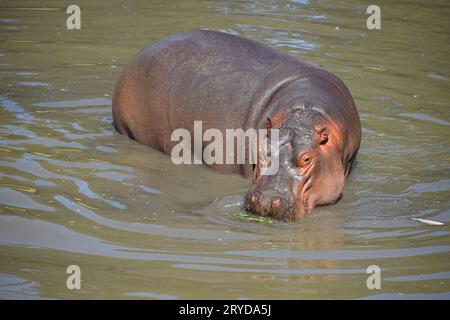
[112,30,361,221]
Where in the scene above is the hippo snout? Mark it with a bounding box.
[244,190,293,220]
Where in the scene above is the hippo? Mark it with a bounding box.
[112,30,361,221]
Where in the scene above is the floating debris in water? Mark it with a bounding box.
[233,211,273,224]
[412,218,444,226]
[366,66,387,71]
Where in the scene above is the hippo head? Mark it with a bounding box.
[244,108,345,221]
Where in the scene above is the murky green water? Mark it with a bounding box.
[0,0,449,299]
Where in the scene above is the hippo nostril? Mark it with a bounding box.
[245,191,260,212]
[271,198,281,208]
[248,191,261,203]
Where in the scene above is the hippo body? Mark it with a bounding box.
[113,30,361,220]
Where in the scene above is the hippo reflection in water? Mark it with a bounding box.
[112,30,361,221]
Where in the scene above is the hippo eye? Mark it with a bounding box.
[298,153,312,167]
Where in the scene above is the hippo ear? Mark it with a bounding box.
[266,113,287,137]
[315,126,329,145]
